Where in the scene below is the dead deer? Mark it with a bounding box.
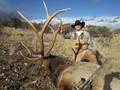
[18,1,120,90]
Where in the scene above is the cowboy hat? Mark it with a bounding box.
[71,20,85,28]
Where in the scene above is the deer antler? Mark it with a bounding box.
[45,15,62,56]
[46,16,72,56]
[18,1,70,62]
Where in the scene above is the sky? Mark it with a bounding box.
[0,0,120,29]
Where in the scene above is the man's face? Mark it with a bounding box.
[75,25,82,31]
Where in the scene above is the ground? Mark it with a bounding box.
[0,27,120,90]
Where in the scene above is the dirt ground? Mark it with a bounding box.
[0,28,56,90]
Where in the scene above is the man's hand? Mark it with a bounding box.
[59,25,63,30]
[87,50,93,55]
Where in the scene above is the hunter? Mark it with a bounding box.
[60,20,98,64]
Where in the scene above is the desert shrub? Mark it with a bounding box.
[87,25,112,38]
[97,26,112,38]
[8,17,22,29]
[113,29,120,34]
[86,25,97,29]
[63,24,74,34]
[51,24,74,34]
[32,22,42,31]
[45,26,51,33]
[0,24,3,34]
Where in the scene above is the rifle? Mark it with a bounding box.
[73,59,108,90]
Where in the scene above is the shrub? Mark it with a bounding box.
[113,29,120,34]
[0,23,4,34]
[87,25,112,38]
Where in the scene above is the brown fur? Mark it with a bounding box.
[42,56,120,90]
[59,79,74,90]
[42,55,74,86]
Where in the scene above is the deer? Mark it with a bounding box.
[18,1,120,90]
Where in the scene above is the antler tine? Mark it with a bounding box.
[18,11,44,60]
[20,51,42,62]
[44,25,55,56]
[48,25,55,33]
[43,1,71,20]
[21,42,42,58]
[41,3,71,34]
[21,42,33,55]
[17,11,39,36]
[38,3,70,55]
[43,1,49,18]
[20,42,43,61]
[56,15,62,33]
[45,15,62,56]
[18,1,71,60]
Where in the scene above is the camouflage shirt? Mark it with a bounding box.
[60,30,93,50]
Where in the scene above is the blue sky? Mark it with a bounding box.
[0,0,120,29]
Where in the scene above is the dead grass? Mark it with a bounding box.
[1,27,120,72]
[93,34,120,72]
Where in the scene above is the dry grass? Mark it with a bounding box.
[1,27,120,72]
[93,34,120,72]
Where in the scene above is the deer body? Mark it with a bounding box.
[57,62,103,90]
[43,57,120,90]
